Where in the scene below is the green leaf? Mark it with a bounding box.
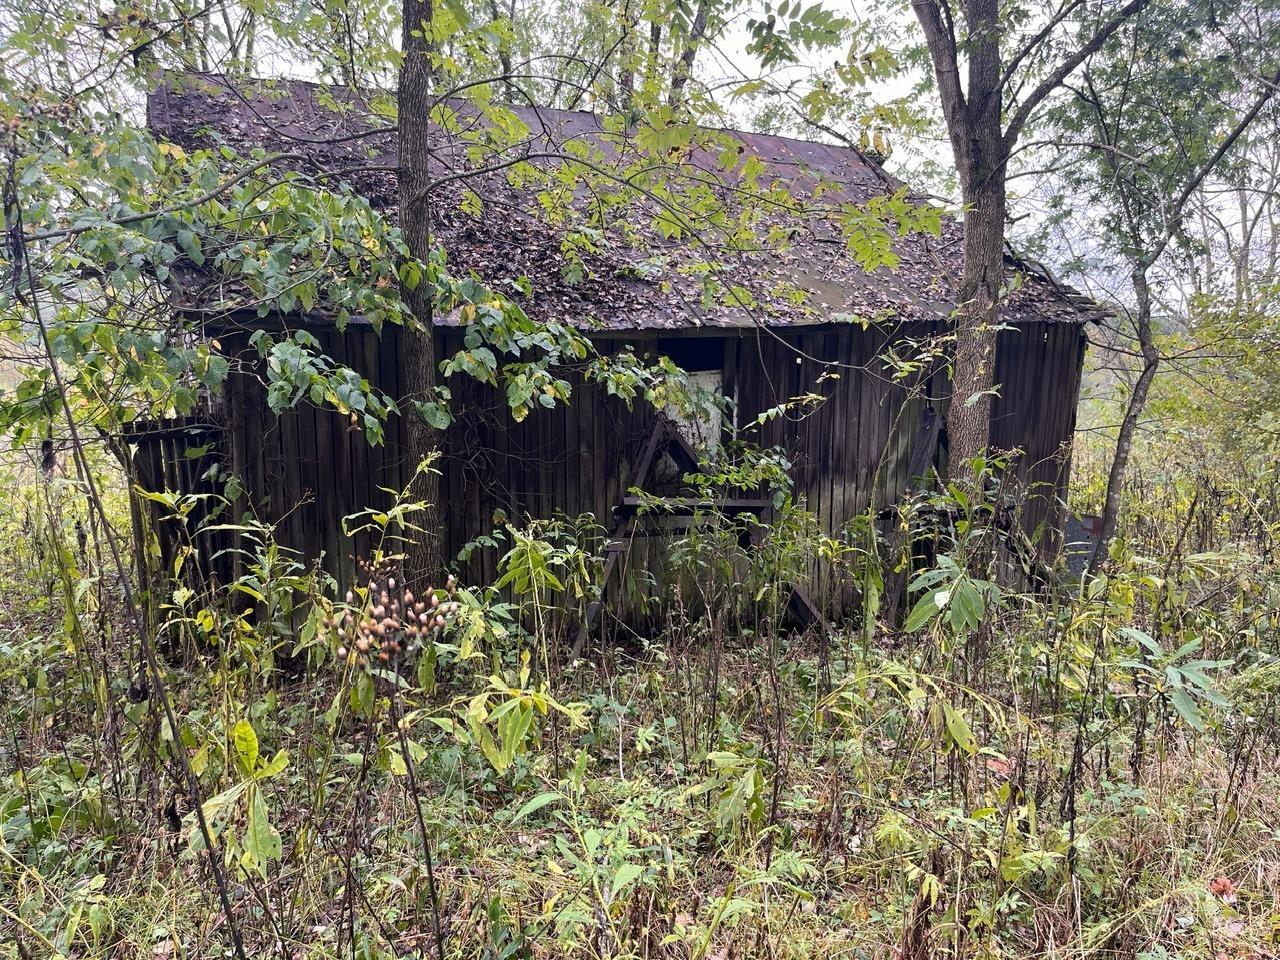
[611,863,646,897]
[1118,626,1162,656]
[233,720,259,776]
[476,723,504,772]
[497,702,535,770]
[350,672,374,716]
[949,581,983,632]
[1168,685,1206,731]
[510,790,562,825]
[244,785,282,877]
[257,749,289,780]
[942,702,977,755]
[387,745,408,776]
[417,644,438,694]
[415,399,453,429]
[904,589,945,632]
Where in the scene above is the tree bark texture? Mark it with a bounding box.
[617,0,638,111]
[913,0,1007,472]
[1092,269,1158,571]
[668,0,710,106]
[950,161,1008,472]
[912,0,1152,477]
[399,0,445,587]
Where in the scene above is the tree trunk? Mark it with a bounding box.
[949,163,1007,472]
[1091,268,1158,570]
[485,0,516,100]
[399,0,445,587]
[668,0,709,106]
[912,0,1008,477]
[646,20,662,87]
[617,0,637,111]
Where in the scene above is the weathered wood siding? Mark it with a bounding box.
[218,325,416,587]
[730,324,937,528]
[129,318,1085,614]
[437,330,662,590]
[991,322,1088,550]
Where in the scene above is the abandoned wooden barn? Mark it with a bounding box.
[137,73,1103,618]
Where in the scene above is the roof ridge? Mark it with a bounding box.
[154,68,895,174]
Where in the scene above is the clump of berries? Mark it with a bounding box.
[330,558,461,666]
[4,88,80,145]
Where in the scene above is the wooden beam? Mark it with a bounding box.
[616,495,772,515]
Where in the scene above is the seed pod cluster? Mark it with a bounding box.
[5,88,79,140]
[330,558,461,666]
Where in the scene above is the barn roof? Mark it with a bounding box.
[148,72,1104,332]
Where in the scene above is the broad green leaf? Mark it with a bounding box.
[904,589,944,632]
[950,582,983,632]
[942,702,977,755]
[233,720,259,776]
[244,785,282,877]
[257,749,289,780]
[510,791,562,825]
[1168,685,1206,731]
[611,863,646,897]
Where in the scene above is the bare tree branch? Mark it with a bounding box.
[1004,0,1152,147]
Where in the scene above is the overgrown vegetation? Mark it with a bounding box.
[4,445,1280,959]
[5,0,1280,957]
